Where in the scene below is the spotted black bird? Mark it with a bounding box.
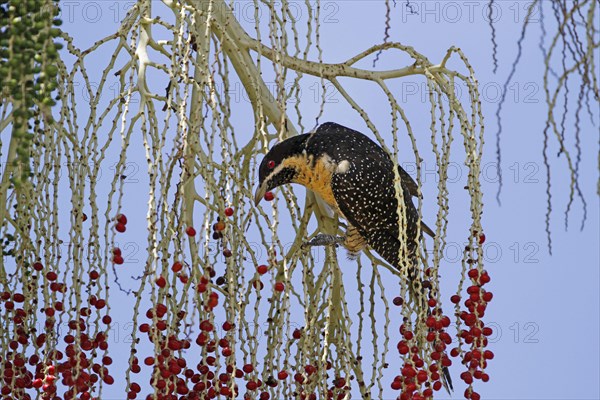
[254,122,435,273]
[254,122,453,392]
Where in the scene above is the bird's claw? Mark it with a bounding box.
[301,234,345,249]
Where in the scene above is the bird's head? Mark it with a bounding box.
[254,134,309,205]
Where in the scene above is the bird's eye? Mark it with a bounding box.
[267,160,275,169]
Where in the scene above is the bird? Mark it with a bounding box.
[254,122,452,392]
[254,121,435,275]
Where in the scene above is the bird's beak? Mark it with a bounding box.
[254,181,267,205]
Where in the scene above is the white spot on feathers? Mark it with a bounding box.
[336,160,351,174]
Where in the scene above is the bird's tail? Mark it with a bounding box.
[364,227,453,393]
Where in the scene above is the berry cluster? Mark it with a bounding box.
[453,268,493,400]
[0,261,114,399]
[392,310,452,398]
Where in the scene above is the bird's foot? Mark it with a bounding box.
[302,234,345,249]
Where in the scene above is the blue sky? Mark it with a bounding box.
[54,1,599,399]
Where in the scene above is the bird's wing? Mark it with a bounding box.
[330,156,421,270]
[312,123,435,240]
[397,165,436,238]
[359,227,420,273]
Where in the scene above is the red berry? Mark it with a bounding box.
[178,273,188,284]
[186,226,196,236]
[467,285,479,294]
[392,296,403,306]
[467,269,479,279]
[401,365,416,378]
[277,370,288,380]
[450,294,461,304]
[214,221,226,231]
[115,223,126,233]
[246,381,257,390]
[156,303,167,317]
[89,270,99,280]
[113,255,124,265]
[428,298,436,307]
[117,214,128,225]
[224,207,234,217]
[334,377,346,388]
[478,233,486,244]
[112,247,122,256]
[156,276,166,288]
[222,321,233,331]
[257,265,268,275]
[426,315,436,328]
[274,282,285,292]
[46,271,57,281]
[33,262,43,271]
[171,262,183,272]
[397,343,409,355]
[264,191,275,201]
[222,249,232,257]
[437,316,449,328]
[479,271,491,284]
[199,320,214,332]
[460,371,473,384]
[207,294,218,308]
